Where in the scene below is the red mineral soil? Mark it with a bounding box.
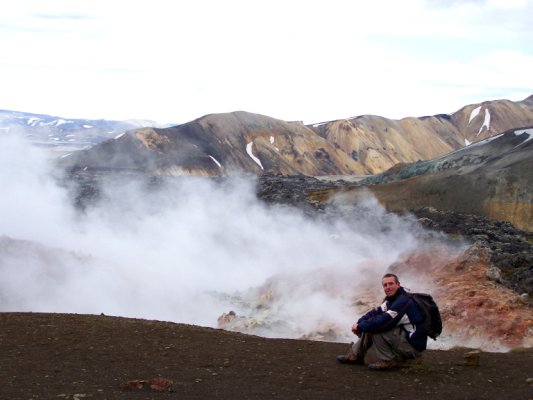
[217,242,533,352]
[389,244,533,351]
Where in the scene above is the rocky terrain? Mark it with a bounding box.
[1,312,532,400]
[57,95,533,176]
[264,175,533,299]
[1,312,533,400]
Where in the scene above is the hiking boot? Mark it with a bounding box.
[367,359,398,371]
[336,354,365,365]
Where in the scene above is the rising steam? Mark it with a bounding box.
[0,133,448,344]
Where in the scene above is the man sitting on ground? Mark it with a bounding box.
[337,273,427,370]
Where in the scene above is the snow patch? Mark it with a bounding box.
[440,133,504,160]
[60,153,72,158]
[83,125,93,129]
[27,117,41,125]
[514,128,533,144]
[246,142,264,170]
[477,109,491,136]
[468,106,481,124]
[467,133,504,149]
[114,132,126,140]
[209,155,222,168]
[464,138,471,146]
[270,136,279,151]
[41,119,73,127]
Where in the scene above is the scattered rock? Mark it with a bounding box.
[486,266,503,283]
[412,207,533,297]
[120,377,174,392]
[464,351,481,366]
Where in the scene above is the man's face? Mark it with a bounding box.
[382,276,400,297]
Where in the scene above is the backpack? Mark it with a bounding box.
[407,292,442,340]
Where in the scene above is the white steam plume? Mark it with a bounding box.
[0,133,425,341]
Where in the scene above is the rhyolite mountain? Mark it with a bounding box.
[59,112,365,176]
[58,95,533,176]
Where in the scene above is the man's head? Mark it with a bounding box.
[382,273,401,298]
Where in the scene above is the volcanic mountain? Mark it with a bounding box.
[58,95,533,176]
[59,112,364,176]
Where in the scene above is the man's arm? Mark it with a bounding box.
[352,305,383,336]
[357,295,411,333]
[357,306,381,322]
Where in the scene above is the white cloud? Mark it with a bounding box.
[0,0,531,123]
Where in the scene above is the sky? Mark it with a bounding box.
[1,0,532,124]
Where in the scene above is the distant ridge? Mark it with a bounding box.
[0,109,168,155]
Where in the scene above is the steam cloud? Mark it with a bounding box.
[0,133,431,342]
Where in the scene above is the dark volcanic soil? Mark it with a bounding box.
[1,313,532,400]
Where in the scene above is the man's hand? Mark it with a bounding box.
[351,323,361,337]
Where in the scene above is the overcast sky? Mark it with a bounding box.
[1,0,532,124]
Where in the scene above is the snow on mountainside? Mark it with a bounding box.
[0,109,170,155]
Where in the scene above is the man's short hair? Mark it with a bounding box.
[382,273,399,284]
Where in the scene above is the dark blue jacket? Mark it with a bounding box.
[357,287,428,351]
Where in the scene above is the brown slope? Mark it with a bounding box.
[61,111,365,176]
[1,312,532,400]
[169,111,365,175]
[311,115,460,174]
